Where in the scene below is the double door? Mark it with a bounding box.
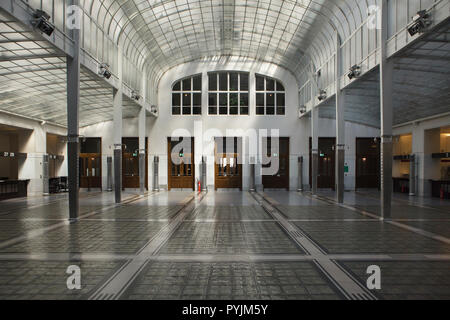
[214,137,242,190]
[122,137,148,189]
[79,154,102,188]
[356,138,380,189]
[309,137,336,189]
[262,137,290,189]
[168,137,195,190]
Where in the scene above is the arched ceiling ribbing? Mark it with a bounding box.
[80,0,371,83]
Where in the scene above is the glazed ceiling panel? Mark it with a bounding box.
[82,0,368,81]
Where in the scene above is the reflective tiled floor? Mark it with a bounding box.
[0,189,449,300]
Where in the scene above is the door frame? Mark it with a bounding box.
[355,137,381,190]
[79,153,102,189]
[262,137,290,190]
[167,137,195,190]
[122,137,148,190]
[309,137,336,189]
[214,137,243,190]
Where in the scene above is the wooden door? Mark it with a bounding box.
[356,138,380,189]
[122,137,148,189]
[214,137,242,190]
[79,154,102,188]
[262,137,290,189]
[309,137,336,189]
[168,137,195,190]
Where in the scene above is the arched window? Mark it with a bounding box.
[172,74,202,115]
[255,74,285,115]
[208,72,249,115]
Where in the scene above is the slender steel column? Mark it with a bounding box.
[113,47,123,204]
[335,32,345,203]
[153,156,159,191]
[380,0,393,219]
[409,154,416,196]
[42,154,49,195]
[66,1,80,221]
[138,105,146,194]
[106,156,113,191]
[311,106,319,195]
[139,71,147,194]
[297,156,304,192]
[201,156,207,191]
[249,156,256,191]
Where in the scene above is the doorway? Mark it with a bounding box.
[214,137,242,190]
[309,137,336,189]
[356,138,380,189]
[122,137,148,189]
[79,138,102,189]
[168,137,195,190]
[262,137,290,190]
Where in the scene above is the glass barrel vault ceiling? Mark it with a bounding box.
[0,11,140,127]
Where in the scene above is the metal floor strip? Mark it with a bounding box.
[310,192,450,245]
[88,192,206,301]
[251,191,378,301]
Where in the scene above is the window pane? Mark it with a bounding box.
[193,107,202,115]
[193,75,202,91]
[219,106,228,115]
[172,107,181,115]
[276,81,285,91]
[256,75,265,91]
[219,73,228,91]
[209,107,217,115]
[230,107,238,115]
[266,93,275,107]
[256,107,265,115]
[193,93,201,106]
[266,107,275,115]
[277,107,285,115]
[276,93,285,107]
[266,78,275,91]
[183,107,191,115]
[240,73,249,91]
[240,93,248,106]
[256,93,265,106]
[240,107,249,115]
[183,93,191,106]
[209,93,217,108]
[182,78,191,91]
[173,81,181,91]
[209,73,217,91]
[219,93,227,106]
[230,73,238,91]
[172,93,180,106]
[230,93,238,106]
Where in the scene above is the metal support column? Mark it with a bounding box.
[335,32,345,203]
[380,0,393,219]
[43,154,49,195]
[409,154,416,196]
[249,156,256,191]
[311,106,319,195]
[106,156,113,191]
[297,156,303,192]
[66,0,80,221]
[113,47,123,204]
[201,156,207,191]
[139,70,147,194]
[153,156,159,191]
